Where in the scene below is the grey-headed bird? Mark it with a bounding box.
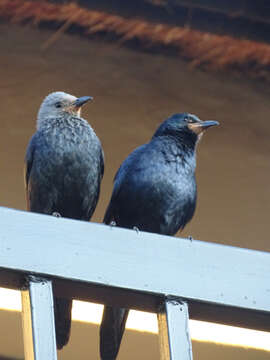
[25,91,104,349]
[100,113,218,360]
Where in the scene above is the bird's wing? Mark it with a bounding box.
[102,156,128,224]
[24,135,37,211]
[102,160,123,224]
[103,176,122,224]
[100,148,105,179]
[103,144,147,225]
[103,199,114,224]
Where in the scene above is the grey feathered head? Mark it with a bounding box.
[37,91,93,129]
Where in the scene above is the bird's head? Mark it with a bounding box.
[153,113,219,146]
[37,91,93,128]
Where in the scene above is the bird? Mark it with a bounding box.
[24,91,104,349]
[99,112,219,360]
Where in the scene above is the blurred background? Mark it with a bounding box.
[0,0,270,359]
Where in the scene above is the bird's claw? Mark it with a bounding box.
[110,221,116,227]
[52,212,61,218]
[133,226,140,233]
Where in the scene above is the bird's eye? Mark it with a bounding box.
[55,102,62,108]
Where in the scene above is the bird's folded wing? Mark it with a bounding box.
[24,135,37,210]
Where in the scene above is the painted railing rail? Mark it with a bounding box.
[0,206,269,360]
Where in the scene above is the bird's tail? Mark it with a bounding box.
[100,305,129,360]
[54,297,73,349]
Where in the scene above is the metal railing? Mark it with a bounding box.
[0,206,270,360]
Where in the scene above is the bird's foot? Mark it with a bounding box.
[133,226,140,234]
[110,221,116,227]
[187,235,193,241]
[52,212,61,218]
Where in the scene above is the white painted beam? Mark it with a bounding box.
[0,206,270,331]
[21,276,57,360]
[158,300,193,360]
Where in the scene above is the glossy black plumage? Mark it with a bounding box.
[100,113,218,360]
[25,92,104,349]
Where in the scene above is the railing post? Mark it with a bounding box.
[158,299,193,360]
[21,276,58,360]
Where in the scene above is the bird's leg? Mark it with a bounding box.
[52,212,61,218]
[133,226,140,233]
[187,235,193,241]
[110,221,116,227]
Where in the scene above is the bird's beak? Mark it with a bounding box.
[188,120,219,134]
[73,96,93,109]
[200,120,219,129]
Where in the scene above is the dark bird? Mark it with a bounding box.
[25,91,104,349]
[99,113,218,360]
